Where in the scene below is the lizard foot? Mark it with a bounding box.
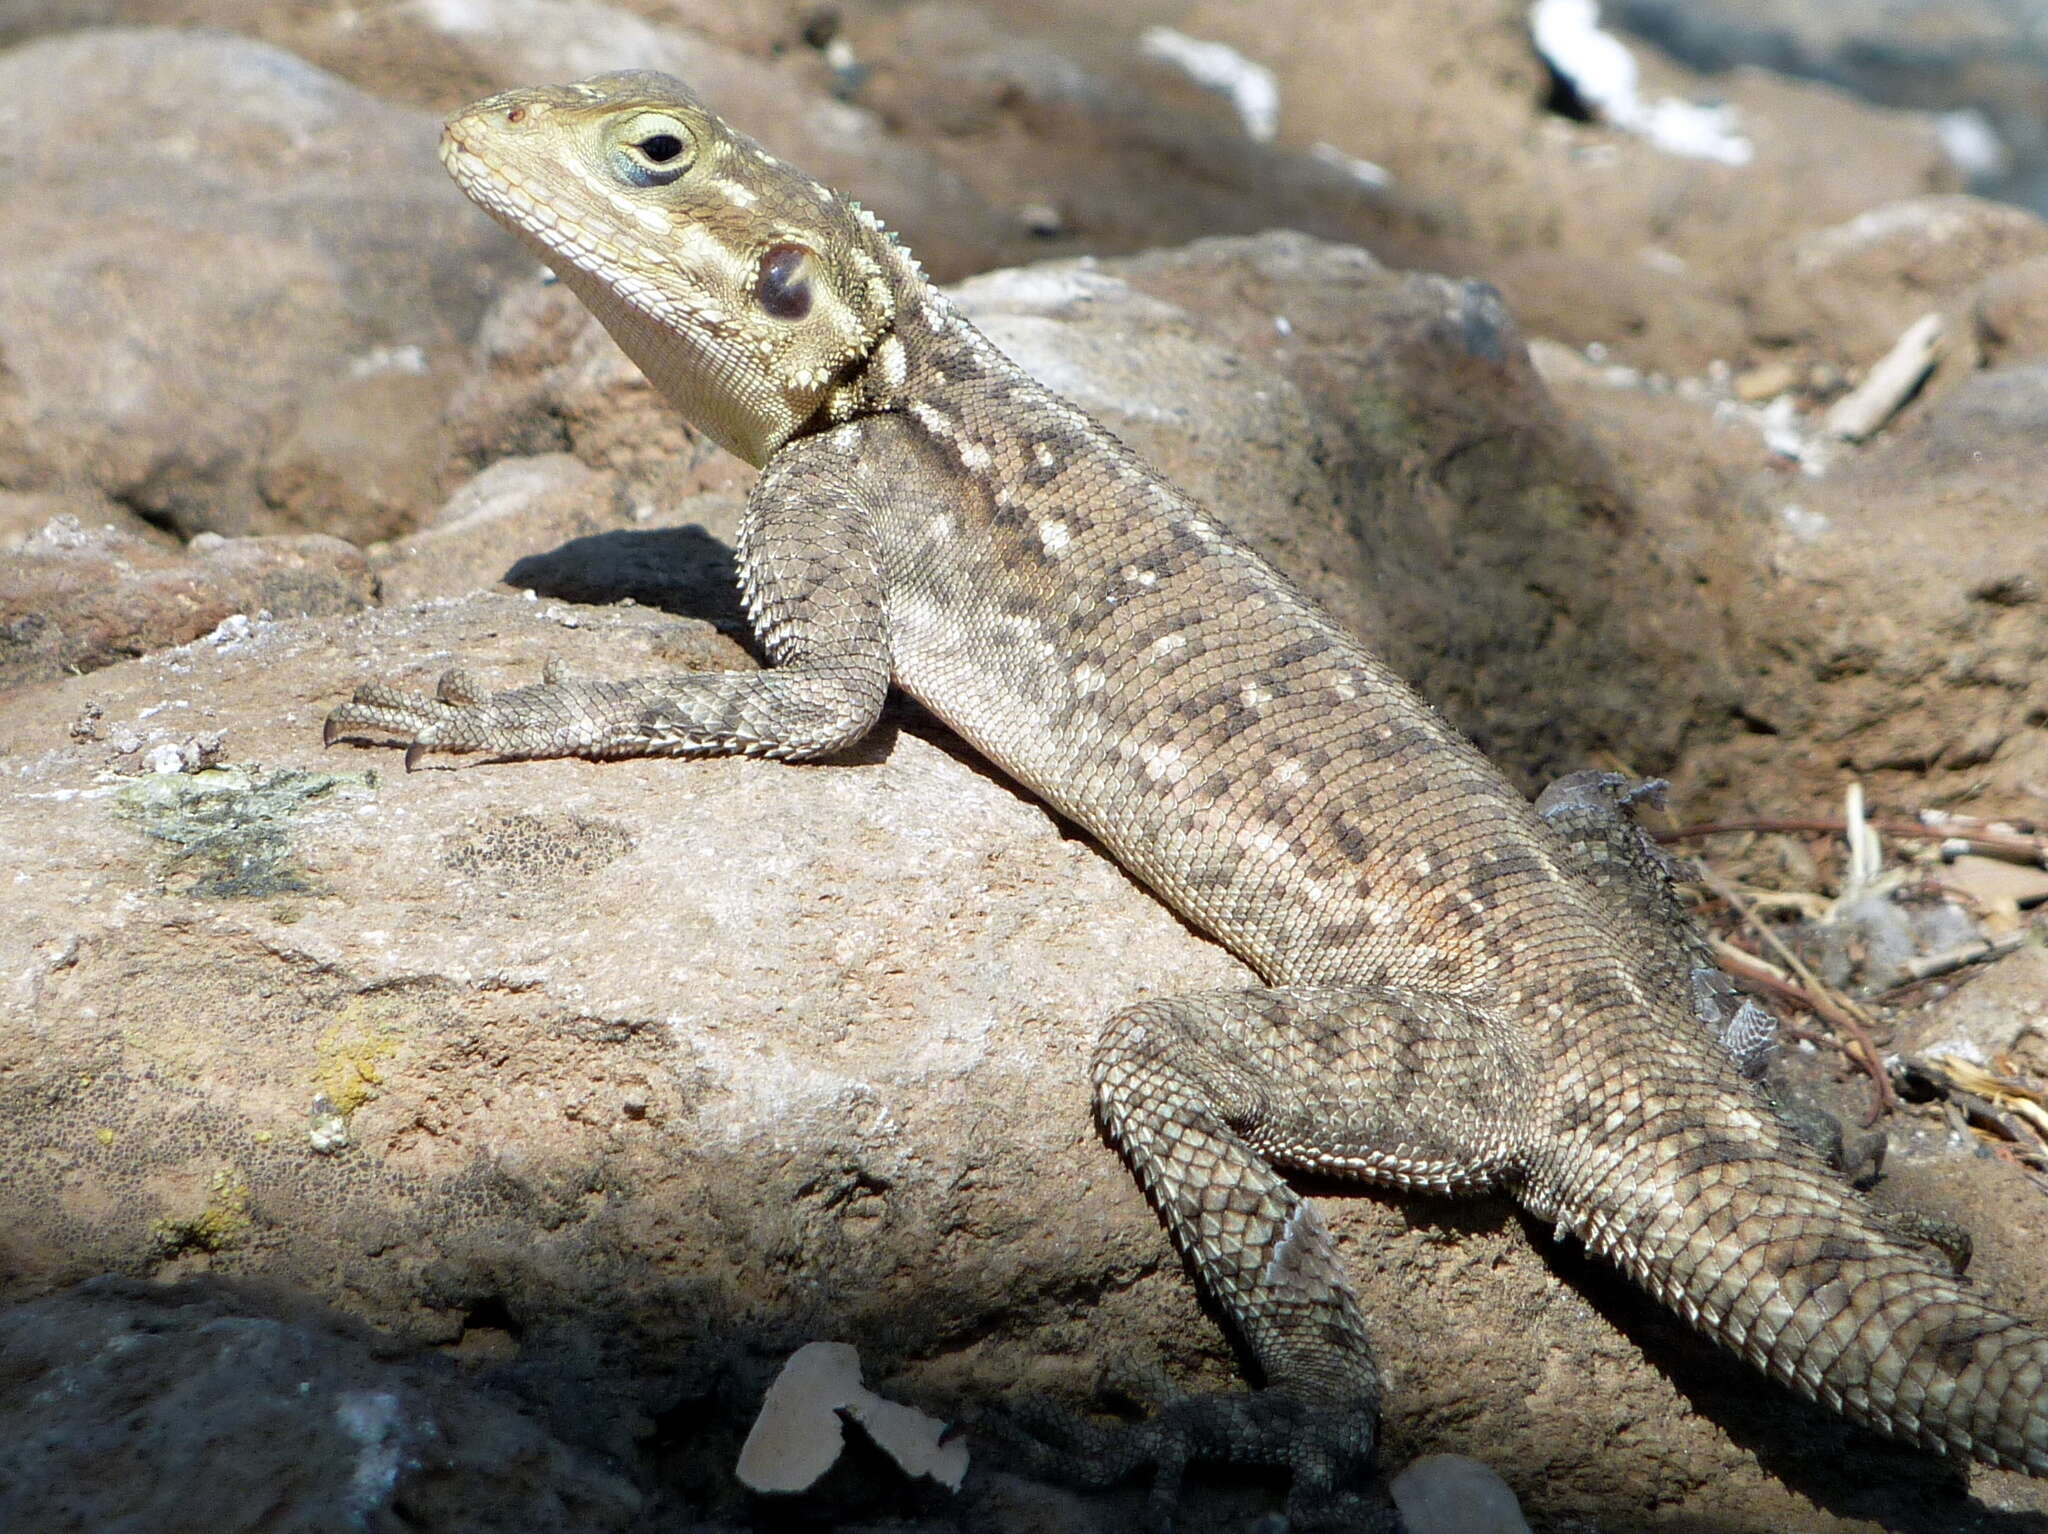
[324,660,622,767]
[987,1389,1393,1531]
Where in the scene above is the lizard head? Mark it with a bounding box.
[441,72,900,467]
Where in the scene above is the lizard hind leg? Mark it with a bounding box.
[1044,984,1533,1527]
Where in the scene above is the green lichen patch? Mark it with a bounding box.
[112,765,374,898]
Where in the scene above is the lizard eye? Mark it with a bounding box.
[756,243,815,321]
[612,112,694,187]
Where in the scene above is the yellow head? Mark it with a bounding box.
[441,72,899,466]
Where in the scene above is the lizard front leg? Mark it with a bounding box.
[1014,985,1533,1528]
[325,429,891,765]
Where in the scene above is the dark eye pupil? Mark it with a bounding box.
[757,243,814,321]
[637,134,683,163]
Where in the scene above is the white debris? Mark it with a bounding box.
[347,343,428,378]
[736,1341,968,1495]
[1777,503,1830,542]
[143,743,192,775]
[1753,394,1832,475]
[1310,141,1393,190]
[1531,0,1753,166]
[1937,109,2010,181]
[334,1390,408,1517]
[207,613,259,648]
[1139,28,1280,142]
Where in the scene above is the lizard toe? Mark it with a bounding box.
[436,667,489,705]
[987,1389,1386,1531]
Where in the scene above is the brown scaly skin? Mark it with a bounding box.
[326,72,2048,1524]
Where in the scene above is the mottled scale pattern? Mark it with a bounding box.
[326,70,2048,1521]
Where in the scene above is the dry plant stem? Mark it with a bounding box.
[1699,871,1897,1120]
[1892,932,2032,986]
[1659,818,2048,867]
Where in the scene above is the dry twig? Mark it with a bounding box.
[1658,816,2047,867]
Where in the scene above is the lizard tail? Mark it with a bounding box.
[1562,1140,2048,1475]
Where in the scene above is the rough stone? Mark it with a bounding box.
[1,512,372,693]
[0,1275,642,1534]
[0,28,526,541]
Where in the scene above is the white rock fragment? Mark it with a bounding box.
[1390,1453,1532,1534]
[1531,0,1753,166]
[1937,109,2009,181]
[1824,312,1944,442]
[207,613,258,648]
[1139,28,1279,142]
[348,343,428,378]
[736,1341,968,1495]
[1777,502,1829,542]
[1310,141,1393,190]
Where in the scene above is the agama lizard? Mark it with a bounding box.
[326,71,2048,1524]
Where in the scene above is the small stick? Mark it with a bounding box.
[1824,312,1944,442]
[1657,817,2047,866]
[1891,931,2031,986]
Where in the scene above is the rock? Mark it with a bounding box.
[1166,0,1952,372]
[374,454,621,607]
[1,512,372,693]
[0,585,2012,1533]
[4,228,2043,1530]
[1974,252,2048,365]
[1754,194,2048,365]
[1697,361,2048,802]
[841,2,1433,278]
[1390,1453,1532,1534]
[0,28,526,541]
[1901,942,2048,1070]
[0,1275,641,1534]
[1490,247,1752,375]
[3,12,2048,1532]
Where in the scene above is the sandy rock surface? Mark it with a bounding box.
[4,5,2048,1533]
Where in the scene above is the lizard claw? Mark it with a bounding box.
[987,1389,1390,1531]
[324,674,478,766]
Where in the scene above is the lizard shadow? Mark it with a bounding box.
[505,524,752,645]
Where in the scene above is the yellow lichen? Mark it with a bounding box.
[150,1167,251,1255]
[313,1007,407,1119]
